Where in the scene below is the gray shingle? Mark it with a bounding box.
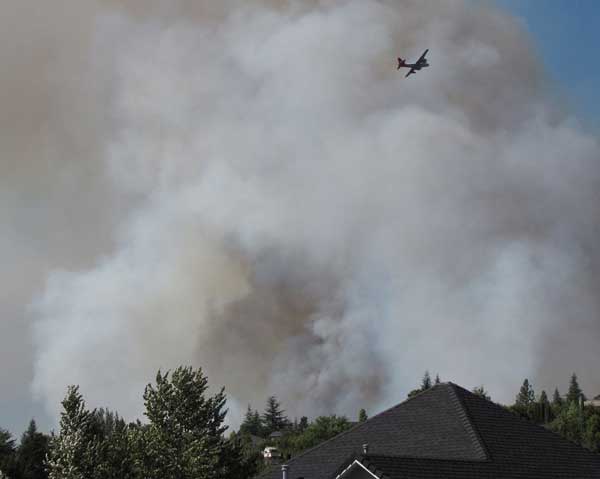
[262,383,600,479]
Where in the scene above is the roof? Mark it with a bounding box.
[262,383,600,479]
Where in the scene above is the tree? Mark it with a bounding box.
[47,385,98,479]
[421,371,432,391]
[288,416,352,454]
[434,374,441,385]
[537,390,551,424]
[262,396,288,435]
[549,402,585,445]
[136,366,253,479]
[297,417,309,433]
[472,386,491,401]
[16,419,50,479]
[239,406,263,437]
[583,412,600,453]
[0,429,17,478]
[358,409,368,423]
[552,388,563,408]
[567,373,584,405]
[515,379,535,408]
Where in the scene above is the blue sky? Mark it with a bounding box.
[494,0,600,130]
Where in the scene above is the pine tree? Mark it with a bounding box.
[262,396,288,435]
[421,371,432,390]
[515,379,535,407]
[297,417,309,433]
[17,419,50,479]
[240,406,263,437]
[552,388,563,406]
[567,373,584,405]
[434,374,441,385]
[0,429,17,478]
[538,390,551,424]
[358,409,368,422]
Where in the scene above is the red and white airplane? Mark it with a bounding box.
[397,49,429,78]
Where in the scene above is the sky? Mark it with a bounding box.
[1,0,600,438]
[494,0,600,129]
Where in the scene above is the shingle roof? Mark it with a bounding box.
[262,383,600,479]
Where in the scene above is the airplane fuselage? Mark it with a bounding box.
[403,62,429,70]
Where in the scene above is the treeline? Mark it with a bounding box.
[1,367,257,479]
[2,368,599,479]
[410,371,600,453]
[235,397,362,471]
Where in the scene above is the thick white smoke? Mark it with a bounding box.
[25,0,600,424]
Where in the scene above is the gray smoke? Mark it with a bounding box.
[2,0,598,428]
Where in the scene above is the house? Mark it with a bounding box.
[263,446,282,460]
[263,382,600,479]
[585,394,600,408]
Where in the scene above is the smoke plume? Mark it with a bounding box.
[8,0,599,425]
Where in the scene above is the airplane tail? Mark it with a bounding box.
[397,58,406,69]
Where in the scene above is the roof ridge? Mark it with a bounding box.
[446,383,490,461]
[451,383,600,459]
[280,383,460,468]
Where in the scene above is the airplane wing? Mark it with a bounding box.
[417,48,429,64]
[405,67,417,78]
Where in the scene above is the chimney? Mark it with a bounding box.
[362,443,369,455]
[281,464,288,479]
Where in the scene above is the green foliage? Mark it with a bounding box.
[421,371,432,390]
[262,396,289,436]
[583,413,600,452]
[515,379,535,408]
[552,388,563,407]
[567,373,584,405]
[0,428,17,478]
[137,366,254,479]
[239,406,263,437]
[434,374,441,385]
[407,371,439,398]
[358,409,368,422]
[278,416,352,457]
[47,385,97,479]
[549,402,585,444]
[16,419,50,479]
[472,386,491,401]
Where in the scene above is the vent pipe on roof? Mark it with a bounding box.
[362,443,369,455]
[281,464,288,479]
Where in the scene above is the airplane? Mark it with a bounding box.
[397,49,429,78]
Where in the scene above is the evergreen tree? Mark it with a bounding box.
[472,386,491,401]
[538,390,551,424]
[239,406,263,437]
[515,379,535,407]
[137,366,251,479]
[0,429,17,478]
[552,388,563,407]
[358,409,368,422]
[421,371,432,390]
[262,396,288,435]
[16,419,50,479]
[297,417,309,433]
[567,373,584,405]
[434,374,441,385]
